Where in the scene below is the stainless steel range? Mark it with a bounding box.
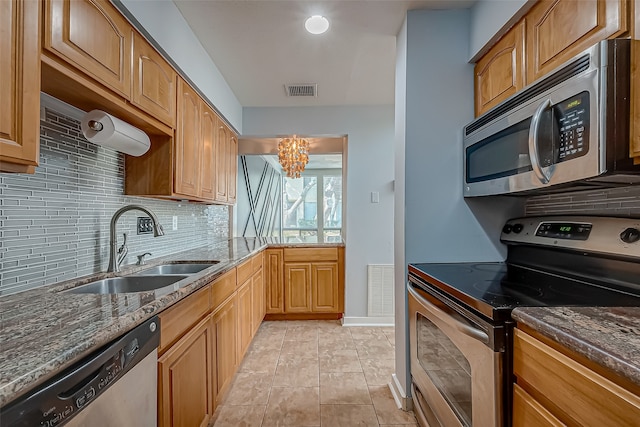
[407,216,640,427]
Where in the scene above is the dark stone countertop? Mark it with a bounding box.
[512,306,640,388]
[0,237,275,407]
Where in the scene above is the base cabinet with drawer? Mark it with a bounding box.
[512,327,640,427]
[266,246,344,319]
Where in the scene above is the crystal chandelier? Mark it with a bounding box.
[278,135,309,178]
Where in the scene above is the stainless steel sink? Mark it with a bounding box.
[66,275,189,294]
[132,262,219,276]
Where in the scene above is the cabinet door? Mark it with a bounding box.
[215,122,229,202]
[175,78,201,198]
[0,0,40,173]
[158,316,214,427]
[265,249,284,314]
[252,269,264,334]
[284,263,312,313]
[200,102,217,201]
[44,0,132,98]
[631,42,640,162]
[212,296,237,405]
[525,0,627,83]
[132,32,176,128]
[474,20,525,117]
[236,279,253,361]
[311,262,339,313]
[227,133,238,204]
[513,383,566,427]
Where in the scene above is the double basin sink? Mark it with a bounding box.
[66,262,219,294]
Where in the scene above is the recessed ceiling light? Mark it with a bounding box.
[305,15,329,35]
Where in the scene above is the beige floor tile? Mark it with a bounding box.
[360,358,395,386]
[260,320,289,330]
[318,327,353,339]
[262,387,320,427]
[284,327,319,342]
[379,424,418,427]
[280,339,318,358]
[250,335,285,353]
[316,320,344,330]
[221,372,273,406]
[320,404,380,427]
[318,335,356,352]
[239,348,280,374]
[286,320,319,329]
[369,386,417,425]
[273,357,320,387]
[211,405,266,427]
[319,349,362,373]
[320,372,372,405]
[349,327,388,340]
[354,340,395,360]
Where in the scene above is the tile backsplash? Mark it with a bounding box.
[0,107,229,296]
[525,186,640,216]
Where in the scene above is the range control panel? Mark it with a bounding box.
[501,216,640,259]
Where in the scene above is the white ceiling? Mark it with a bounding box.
[173,0,475,108]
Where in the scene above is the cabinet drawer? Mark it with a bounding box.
[158,284,211,353]
[236,257,253,287]
[284,247,338,262]
[512,383,565,427]
[211,268,237,308]
[252,251,263,273]
[513,329,640,426]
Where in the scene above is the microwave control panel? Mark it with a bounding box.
[555,91,589,162]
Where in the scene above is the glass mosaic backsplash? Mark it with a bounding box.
[525,186,640,217]
[0,107,229,296]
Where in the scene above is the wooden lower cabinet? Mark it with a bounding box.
[284,263,312,313]
[252,269,264,334]
[311,263,339,312]
[236,279,253,360]
[158,315,215,427]
[212,294,238,406]
[265,249,284,314]
[513,328,640,426]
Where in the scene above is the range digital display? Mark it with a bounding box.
[535,222,592,240]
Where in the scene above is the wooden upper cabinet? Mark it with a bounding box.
[0,0,40,173]
[215,122,230,203]
[475,20,525,117]
[228,133,238,204]
[132,32,176,128]
[200,102,217,200]
[44,0,132,98]
[525,0,627,84]
[175,78,201,198]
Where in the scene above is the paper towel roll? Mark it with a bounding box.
[81,110,151,156]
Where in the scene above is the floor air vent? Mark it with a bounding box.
[284,84,317,97]
[367,264,394,317]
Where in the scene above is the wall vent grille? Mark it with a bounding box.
[367,264,394,317]
[284,84,317,97]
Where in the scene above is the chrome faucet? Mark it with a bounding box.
[107,205,165,272]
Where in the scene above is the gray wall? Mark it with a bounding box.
[236,155,282,237]
[469,0,529,60]
[393,8,524,399]
[243,106,395,322]
[0,107,229,296]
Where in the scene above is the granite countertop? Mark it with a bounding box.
[0,237,290,407]
[512,307,640,388]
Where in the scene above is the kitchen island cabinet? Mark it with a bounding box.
[511,307,640,427]
[0,0,40,174]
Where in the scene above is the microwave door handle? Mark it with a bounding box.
[528,99,553,184]
[408,285,489,344]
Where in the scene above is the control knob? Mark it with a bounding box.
[619,227,640,244]
[502,224,512,234]
[512,224,524,234]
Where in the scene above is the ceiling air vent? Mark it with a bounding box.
[284,84,317,97]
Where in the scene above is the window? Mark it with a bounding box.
[282,172,342,243]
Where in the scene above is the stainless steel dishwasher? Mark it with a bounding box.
[1,316,160,427]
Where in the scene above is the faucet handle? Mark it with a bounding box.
[137,252,152,266]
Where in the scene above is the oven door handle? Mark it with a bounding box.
[408,285,490,345]
[528,98,554,184]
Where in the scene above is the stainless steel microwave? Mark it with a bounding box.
[463,39,640,197]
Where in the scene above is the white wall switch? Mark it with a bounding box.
[172,216,178,230]
[371,191,380,203]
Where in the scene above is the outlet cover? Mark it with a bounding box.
[172,216,178,231]
[137,217,153,234]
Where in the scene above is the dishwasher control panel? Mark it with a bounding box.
[0,318,158,427]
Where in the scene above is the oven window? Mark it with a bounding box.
[417,313,472,426]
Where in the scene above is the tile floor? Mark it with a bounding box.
[211,320,417,427]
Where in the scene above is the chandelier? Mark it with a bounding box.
[278,135,309,178]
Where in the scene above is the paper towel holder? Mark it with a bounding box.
[80,109,151,157]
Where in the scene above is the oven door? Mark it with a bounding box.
[408,283,503,426]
